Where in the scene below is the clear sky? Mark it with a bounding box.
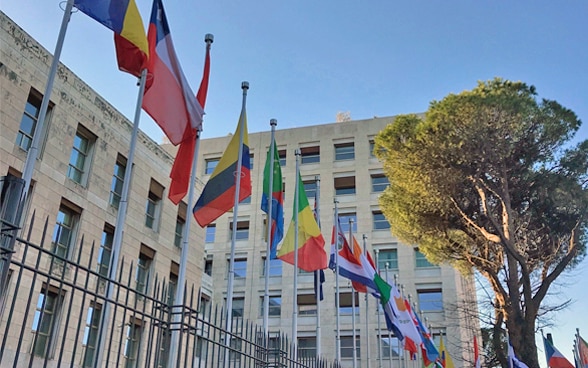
[3,0,587,364]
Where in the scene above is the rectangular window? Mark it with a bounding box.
[52,201,80,261]
[415,249,436,268]
[249,154,254,170]
[338,292,360,315]
[98,224,114,278]
[303,180,317,201]
[300,146,320,164]
[335,142,355,161]
[82,303,102,367]
[417,288,443,312]
[379,334,401,358]
[369,140,376,158]
[109,154,127,209]
[260,295,281,317]
[298,337,317,359]
[262,257,282,277]
[204,258,213,276]
[199,295,211,317]
[297,294,317,316]
[377,249,398,271]
[373,211,390,230]
[174,202,187,248]
[205,224,216,243]
[229,220,249,241]
[229,338,242,363]
[230,297,245,318]
[278,149,287,166]
[16,90,52,152]
[67,124,95,185]
[204,158,219,175]
[124,318,142,368]
[341,335,361,358]
[168,264,178,306]
[334,176,356,195]
[32,285,63,357]
[371,174,389,192]
[145,179,164,231]
[230,258,247,279]
[338,213,357,233]
[136,244,154,295]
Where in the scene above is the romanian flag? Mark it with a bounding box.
[74,0,148,76]
[543,336,574,368]
[277,175,326,272]
[168,38,211,204]
[261,139,284,259]
[439,336,455,368]
[142,0,204,146]
[193,110,251,227]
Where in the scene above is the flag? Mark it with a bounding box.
[474,335,481,368]
[192,110,251,227]
[386,280,421,352]
[508,340,530,368]
[544,336,574,368]
[413,310,440,364]
[439,336,455,368]
[576,333,588,368]
[261,139,284,259]
[314,269,325,301]
[277,175,326,272]
[74,0,148,76]
[142,0,204,146]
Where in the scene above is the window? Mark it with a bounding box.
[204,259,213,276]
[260,295,281,317]
[145,179,164,231]
[415,249,436,268]
[228,337,242,363]
[334,176,356,195]
[369,140,376,158]
[32,285,63,357]
[229,220,249,241]
[262,257,282,277]
[109,154,127,209]
[379,334,401,358]
[373,211,390,230]
[377,249,398,271]
[335,142,355,160]
[16,90,52,152]
[67,124,95,185]
[230,258,247,279]
[205,224,216,243]
[230,297,245,318]
[297,294,317,316]
[303,180,317,201]
[204,158,219,175]
[82,303,102,367]
[98,224,114,278]
[338,292,360,315]
[199,295,211,316]
[174,202,187,248]
[338,213,357,233]
[371,174,389,192]
[249,153,254,170]
[278,149,287,166]
[124,318,142,368]
[136,244,154,295]
[300,146,320,164]
[298,337,317,358]
[341,335,361,358]
[168,263,179,306]
[52,201,80,261]
[417,288,443,312]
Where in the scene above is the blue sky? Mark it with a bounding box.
[3,0,587,363]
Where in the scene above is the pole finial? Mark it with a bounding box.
[270,118,277,127]
[205,33,214,44]
[241,81,249,90]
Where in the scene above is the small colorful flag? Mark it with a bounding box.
[543,335,574,368]
[261,139,284,259]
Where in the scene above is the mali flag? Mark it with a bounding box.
[277,174,326,271]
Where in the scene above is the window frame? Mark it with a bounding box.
[205,224,216,243]
[31,285,64,358]
[417,288,443,312]
[300,146,320,164]
[262,257,282,277]
[82,303,102,367]
[109,154,127,209]
[204,158,219,175]
[372,211,390,230]
[260,295,282,317]
[334,176,356,196]
[377,248,398,271]
[67,124,95,186]
[229,220,250,241]
[16,90,53,154]
[334,142,355,161]
[371,174,389,192]
[340,335,361,359]
[97,224,114,278]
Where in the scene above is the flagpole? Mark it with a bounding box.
[374,249,383,368]
[93,68,148,367]
[334,199,342,364]
[291,149,301,361]
[314,175,322,359]
[385,264,392,368]
[263,119,277,338]
[349,219,357,368]
[225,81,249,364]
[363,234,371,368]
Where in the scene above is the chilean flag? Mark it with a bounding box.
[544,336,574,368]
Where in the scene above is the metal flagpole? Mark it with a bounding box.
[167,34,213,368]
[20,0,74,204]
[334,199,342,364]
[374,249,383,368]
[314,175,322,359]
[291,149,301,361]
[224,81,249,364]
[385,264,392,368]
[363,234,371,368]
[400,284,406,368]
[263,119,277,337]
[94,68,148,367]
[349,219,357,368]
